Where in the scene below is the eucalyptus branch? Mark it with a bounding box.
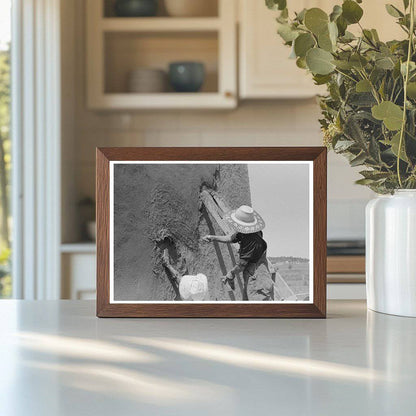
[390,79,398,101]
[358,69,381,104]
[267,0,416,193]
[334,68,358,83]
[393,86,404,103]
[397,0,415,188]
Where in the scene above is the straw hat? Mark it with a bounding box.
[179,274,209,301]
[225,205,265,234]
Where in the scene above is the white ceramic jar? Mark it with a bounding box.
[366,190,416,317]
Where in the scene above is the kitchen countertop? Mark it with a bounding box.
[0,300,415,416]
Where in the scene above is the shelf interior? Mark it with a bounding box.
[104,31,219,94]
[103,0,219,18]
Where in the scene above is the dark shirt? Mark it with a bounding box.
[231,231,267,264]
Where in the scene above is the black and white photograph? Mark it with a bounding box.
[110,161,313,303]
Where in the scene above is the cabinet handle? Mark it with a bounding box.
[225,91,234,98]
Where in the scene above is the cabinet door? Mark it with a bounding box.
[238,0,403,99]
[239,0,320,99]
[62,253,96,300]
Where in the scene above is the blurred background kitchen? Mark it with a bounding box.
[1,0,403,301]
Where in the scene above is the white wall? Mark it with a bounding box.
[62,0,374,243]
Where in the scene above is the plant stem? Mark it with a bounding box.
[358,69,380,104]
[397,0,415,188]
[334,68,357,83]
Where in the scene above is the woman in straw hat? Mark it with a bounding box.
[202,205,274,301]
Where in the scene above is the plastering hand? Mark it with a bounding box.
[222,272,235,291]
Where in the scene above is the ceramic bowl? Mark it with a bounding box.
[114,0,158,17]
[127,68,167,93]
[168,62,205,93]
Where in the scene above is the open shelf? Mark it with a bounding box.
[103,0,219,18]
[104,31,219,94]
[91,92,235,109]
[86,0,236,109]
[61,242,96,254]
[101,17,221,32]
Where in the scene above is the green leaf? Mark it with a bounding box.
[403,0,410,9]
[277,23,299,42]
[296,57,307,69]
[360,170,391,180]
[295,8,307,22]
[362,29,375,44]
[349,92,376,107]
[333,59,353,70]
[393,61,402,78]
[356,79,372,92]
[344,114,368,147]
[306,48,335,75]
[294,33,315,57]
[371,29,380,42]
[304,8,329,35]
[356,178,377,185]
[317,22,338,53]
[369,136,381,162]
[401,61,416,76]
[339,31,356,42]
[336,15,348,36]
[350,53,368,69]
[350,152,368,167]
[334,139,355,152]
[328,21,338,45]
[313,74,332,85]
[385,4,403,18]
[289,44,297,59]
[280,8,288,19]
[372,101,404,130]
[375,56,395,70]
[342,0,363,24]
[266,0,287,11]
[330,5,343,22]
[407,82,416,99]
[318,31,334,52]
[382,132,409,162]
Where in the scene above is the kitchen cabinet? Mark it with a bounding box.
[239,0,322,99]
[86,0,237,109]
[238,0,404,99]
[61,244,96,300]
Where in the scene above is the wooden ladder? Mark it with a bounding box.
[200,189,297,301]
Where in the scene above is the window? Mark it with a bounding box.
[0,0,11,298]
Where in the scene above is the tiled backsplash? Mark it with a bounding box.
[71,101,373,242]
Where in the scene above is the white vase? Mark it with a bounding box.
[366,190,416,317]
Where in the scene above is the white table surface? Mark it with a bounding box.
[0,300,415,416]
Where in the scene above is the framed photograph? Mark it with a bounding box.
[96,147,327,318]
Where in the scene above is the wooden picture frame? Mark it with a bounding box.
[96,147,327,318]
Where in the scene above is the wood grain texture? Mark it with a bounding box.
[96,147,327,318]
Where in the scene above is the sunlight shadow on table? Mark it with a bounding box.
[118,336,391,383]
[13,331,233,407]
[21,359,231,406]
[15,332,159,363]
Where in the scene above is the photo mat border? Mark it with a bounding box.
[96,147,327,318]
[109,161,314,305]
